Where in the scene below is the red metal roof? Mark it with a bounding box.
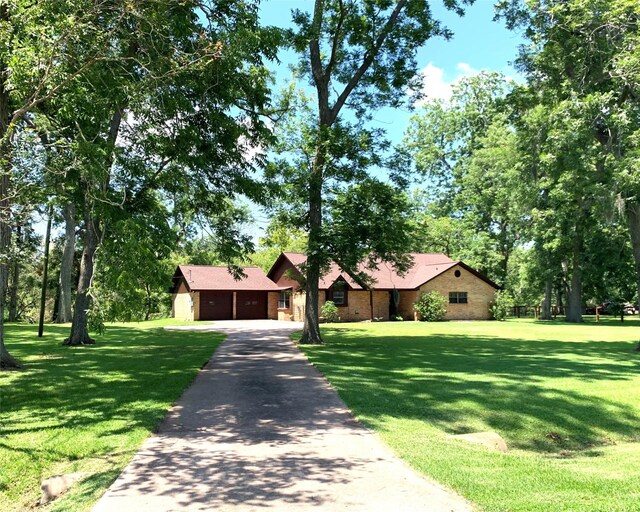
[175,265,283,291]
[277,253,498,290]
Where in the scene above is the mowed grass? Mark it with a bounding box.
[299,318,640,512]
[0,319,223,512]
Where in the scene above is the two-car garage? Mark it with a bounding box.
[198,291,268,320]
[171,265,280,321]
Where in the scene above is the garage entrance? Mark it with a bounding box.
[236,291,268,320]
[199,291,233,320]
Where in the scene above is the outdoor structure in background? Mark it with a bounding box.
[171,265,281,321]
[171,253,499,322]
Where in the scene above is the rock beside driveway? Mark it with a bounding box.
[451,431,508,452]
[41,472,92,505]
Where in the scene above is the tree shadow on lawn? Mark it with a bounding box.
[311,327,640,453]
[1,324,224,450]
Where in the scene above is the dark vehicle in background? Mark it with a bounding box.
[585,302,638,315]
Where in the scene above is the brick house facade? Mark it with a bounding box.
[171,253,499,322]
[266,253,499,322]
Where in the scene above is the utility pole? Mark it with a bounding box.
[38,206,53,337]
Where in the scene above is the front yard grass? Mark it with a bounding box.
[299,318,640,512]
[0,319,222,512]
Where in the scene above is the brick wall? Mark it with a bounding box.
[327,290,389,321]
[282,289,393,323]
[372,290,390,320]
[398,264,497,320]
[397,290,419,320]
[292,291,307,322]
[267,292,279,320]
[172,281,195,321]
[193,291,200,320]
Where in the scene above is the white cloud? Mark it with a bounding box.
[455,62,478,76]
[416,62,480,106]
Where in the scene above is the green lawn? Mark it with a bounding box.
[299,318,640,512]
[0,319,223,512]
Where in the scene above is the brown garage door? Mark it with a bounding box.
[199,291,232,320]
[236,291,267,320]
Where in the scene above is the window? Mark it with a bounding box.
[327,285,348,306]
[449,292,468,304]
[332,290,345,305]
[278,290,291,309]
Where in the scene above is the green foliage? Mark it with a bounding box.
[490,290,513,321]
[413,291,447,322]
[323,179,416,285]
[404,73,523,287]
[21,1,282,342]
[86,305,106,335]
[499,0,640,320]
[250,217,308,272]
[321,300,339,323]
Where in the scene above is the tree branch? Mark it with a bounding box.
[329,0,408,123]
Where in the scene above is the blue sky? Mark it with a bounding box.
[259,0,526,144]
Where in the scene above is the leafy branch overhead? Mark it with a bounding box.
[271,0,475,344]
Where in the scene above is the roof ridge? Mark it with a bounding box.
[179,264,262,269]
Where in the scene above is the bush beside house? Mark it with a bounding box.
[414,291,447,321]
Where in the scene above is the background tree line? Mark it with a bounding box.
[2,0,638,366]
[403,0,640,323]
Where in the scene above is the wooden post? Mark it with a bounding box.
[38,206,53,337]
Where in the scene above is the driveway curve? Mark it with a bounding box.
[93,320,472,511]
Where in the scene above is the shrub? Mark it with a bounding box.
[490,290,512,321]
[321,300,339,322]
[414,291,447,321]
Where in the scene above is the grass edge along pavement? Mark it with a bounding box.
[0,318,224,512]
[297,318,640,512]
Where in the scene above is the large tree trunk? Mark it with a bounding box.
[565,233,583,323]
[0,167,21,368]
[626,201,640,311]
[63,207,98,345]
[0,24,21,368]
[57,202,75,323]
[144,284,152,321]
[8,224,20,321]
[64,106,121,345]
[541,277,553,320]
[300,143,325,345]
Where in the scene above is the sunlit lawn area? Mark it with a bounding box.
[299,318,640,512]
[0,319,222,512]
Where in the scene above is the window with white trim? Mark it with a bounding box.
[278,290,291,309]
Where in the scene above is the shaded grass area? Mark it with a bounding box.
[299,318,640,512]
[0,319,223,512]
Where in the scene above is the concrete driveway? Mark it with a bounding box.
[92,320,471,511]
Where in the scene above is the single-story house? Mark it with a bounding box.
[267,252,499,321]
[171,253,499,322]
